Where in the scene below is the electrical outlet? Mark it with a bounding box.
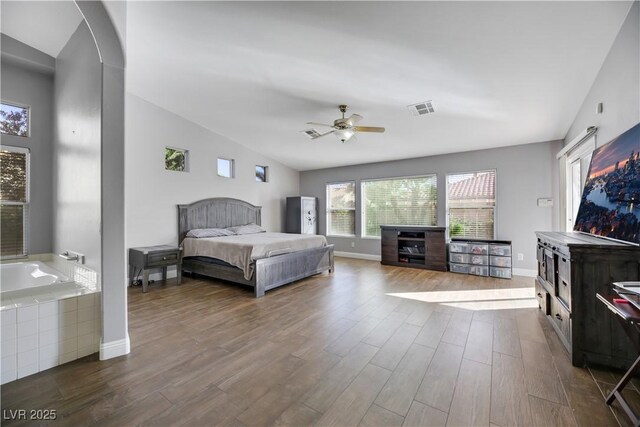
[517,253,524,261]
[351,241,355,248]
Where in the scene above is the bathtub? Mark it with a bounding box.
[1,259,101,385]
[1,261,71,292]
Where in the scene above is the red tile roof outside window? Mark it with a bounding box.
[448,172,495,200]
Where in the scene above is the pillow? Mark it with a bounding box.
[186,228,235,238]
[226,223,266,235]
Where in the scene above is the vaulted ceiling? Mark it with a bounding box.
[125,1,632,170]
[1,1,634,171]
[1,1,82,58]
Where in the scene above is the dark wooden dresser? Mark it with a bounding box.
[535,231,640,368]
[381,225,447,271]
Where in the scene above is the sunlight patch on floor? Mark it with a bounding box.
[386,287,537,310]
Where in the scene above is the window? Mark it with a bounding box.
[0,102,30,137]
[256,165,268,182]
[326,182,355,236]
[165,147,188,172]
[563,135,595,230]
[446,170,496,239]
[362,175,437,238]
[0,146,29,258]
[218,158,234,178]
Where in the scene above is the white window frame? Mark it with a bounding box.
[0,145,30,259]
[445,169,496,240]
[164,146,189,172]
[255,165,268,183]
[326,181,356,237]
[0,101,31,138]
[564,136,595,231]
[361,174,438,239]
[217,157,235,178]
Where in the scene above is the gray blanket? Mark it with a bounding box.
[181,232,328,280]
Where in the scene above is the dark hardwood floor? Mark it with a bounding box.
[1,258,638,426]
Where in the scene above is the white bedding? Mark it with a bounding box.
[181,232,328,280]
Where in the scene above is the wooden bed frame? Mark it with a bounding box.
[177,197,334,297]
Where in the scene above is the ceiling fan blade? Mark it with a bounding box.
[345,114,363,126]
[311,130,336,140]
[354,126,385,133]
[306,122,336,128]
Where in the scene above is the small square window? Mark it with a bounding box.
[165,147,189,172]
[1,102,30,137]
[256,165,268,182]
[218,158,234,178]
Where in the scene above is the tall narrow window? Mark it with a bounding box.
[326,182,355,236]
[0,102,30,137]
[0,146,29,257]
[563,135,594,230]
[361,175,437,238]
[447,170,496,239]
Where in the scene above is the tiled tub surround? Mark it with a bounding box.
[1,255,101,384]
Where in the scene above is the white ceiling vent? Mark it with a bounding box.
[302,129,321,139]
[407,101,435,116]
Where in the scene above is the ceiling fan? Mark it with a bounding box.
[304,105,385,143]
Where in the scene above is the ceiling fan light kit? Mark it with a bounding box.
[304,105,385,143]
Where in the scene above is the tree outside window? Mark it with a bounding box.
[165,147,188,172]
[447,171,496,239]
[362,176,437,237]
[1,103,29,137]
[326,182,356,236]
[0,146,29,257]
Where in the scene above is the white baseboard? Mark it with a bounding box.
[512,268,537,277]
[100,334,130,360]
[334,251,381,262]
[335,252,535,277]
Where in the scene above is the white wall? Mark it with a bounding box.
[300,140,562,273]
[125,93,300,253]
[565,1,639,147]
[53,22,102,273]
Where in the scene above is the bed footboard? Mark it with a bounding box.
[254,245,334,297]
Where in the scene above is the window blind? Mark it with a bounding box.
[0,148,29,257]
[0,150,27,202]
[326,182,355,236]
[362,175,437,237]
[447,171,496,239]
[449,207,494,239]
[1,205,26,257]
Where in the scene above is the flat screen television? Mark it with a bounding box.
[573,122,640,245]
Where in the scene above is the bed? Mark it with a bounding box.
[178,197,334,297]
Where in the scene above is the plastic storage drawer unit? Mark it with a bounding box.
[489,245,512,257]
[450,253,470,264]
[469,244,489,255]
[470,255,489,265]
[490,256,512,267]
[469,265,489,276]
[490,266,512,279]
[449,263,470,274]
[449,242,469,253]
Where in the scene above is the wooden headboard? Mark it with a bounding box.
[177,197,262,243]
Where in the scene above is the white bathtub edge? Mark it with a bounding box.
[100,334,130,360]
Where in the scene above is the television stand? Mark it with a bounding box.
[381,225,447,271]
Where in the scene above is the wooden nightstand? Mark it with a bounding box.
[128,245,182,292]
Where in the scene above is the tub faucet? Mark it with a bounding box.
[59,251,85,264]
